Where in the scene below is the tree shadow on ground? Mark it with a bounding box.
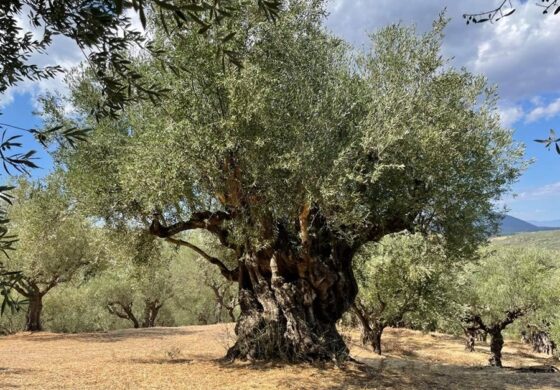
[12,327,200,343]
[211,354,560,390]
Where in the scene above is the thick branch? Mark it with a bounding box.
[166,237,239,282]
[150,210,236,250]
[498,309,525,330]
[149,210,231,238]
[352,301,373,334]
[463,314,488,333]
[107,301,139,328]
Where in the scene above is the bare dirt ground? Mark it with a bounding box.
[0,324,559,389]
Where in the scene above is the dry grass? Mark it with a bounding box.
[0,324,559,389]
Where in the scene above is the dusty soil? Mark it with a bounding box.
[0,324,558,389]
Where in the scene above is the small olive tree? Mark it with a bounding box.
[94,231,174,329]
[353,233,459,354]
[461,247,560,367]
[5,174,102,331]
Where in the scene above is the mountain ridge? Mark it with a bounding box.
[499,215,560,236]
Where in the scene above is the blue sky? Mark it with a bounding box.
[1,0,560,222]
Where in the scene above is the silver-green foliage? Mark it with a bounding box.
[462,246,560,327]
[60,5,523,254]
[5,174,103,298]
[355,233,458,330]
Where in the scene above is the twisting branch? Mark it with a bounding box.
[149,210,232,237]
[463,0,516,24]
[165,237,239,282]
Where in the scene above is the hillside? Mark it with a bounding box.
[493,230,560,251]
[0,324,558,389]
[499,215,558,236]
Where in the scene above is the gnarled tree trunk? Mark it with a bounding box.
[353,302,386,355]
[463,310,525,368]
[25,294,43,332]
[150,207,403,362]
[464,329,476,352]
[225,241,357,362]
[489,330,504,367]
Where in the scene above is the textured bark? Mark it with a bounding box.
[463,309,524,367]
[371,327,383,355]
[25,294,43,332]
[464,330,476,352]
[463,326,484,352]
[523,327,556,355]
[225,239,357,362]
[489,330,504,367]
[353,303,385,355]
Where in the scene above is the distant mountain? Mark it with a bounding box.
[499,215,559,236]
[527,219,560,228]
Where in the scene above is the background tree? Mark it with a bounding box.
[95,231,174,328]
[460,247,560,367]
[57,2,523,362]
[4,173,102,331]
[353,233,460,355]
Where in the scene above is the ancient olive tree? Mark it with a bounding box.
[4,174,101,331]
[59,1,523,362]
[461,247,559,367]
[353,233,458,355]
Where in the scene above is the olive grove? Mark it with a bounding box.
[44,1,523,362]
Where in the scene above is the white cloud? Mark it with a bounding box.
[525,98,560,123]
[499,105,524,127]
[515,181,560,200]
[326,1,560,101]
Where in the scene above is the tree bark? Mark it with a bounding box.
[465,331,475,352]
[149,207,402,362]
[25,294,43,332]
[371,325,384,355]
[489,330,504,367]
[142,299,162,328]
[225,240,357,362]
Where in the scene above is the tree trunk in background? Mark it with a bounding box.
[142,299,162,328]
[489,331,504,367]
[25,295,43,332]
[225,239,357,362]
[465,332,475,352]
[371,325,384,355]
[463,327,476,352]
